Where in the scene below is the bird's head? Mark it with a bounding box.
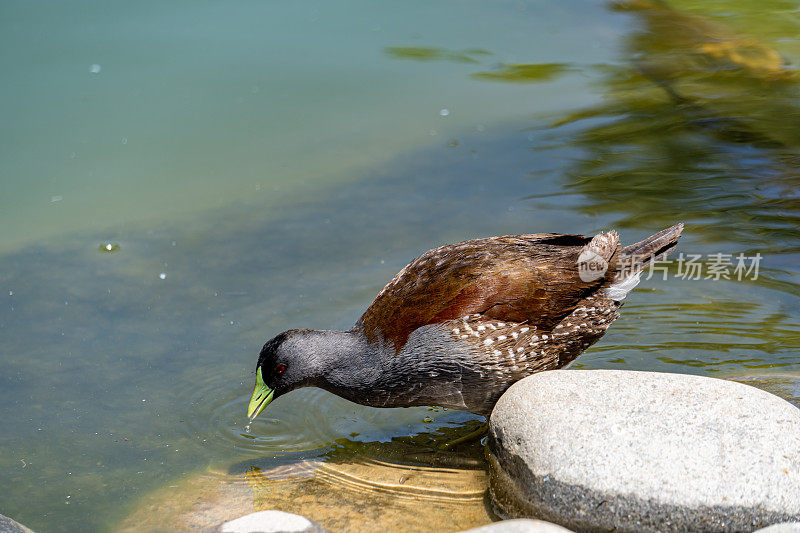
[247,328,349,420]
[247,330,306,420]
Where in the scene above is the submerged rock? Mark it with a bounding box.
[220,510,326,533]
[118,422,493,531]
[0,514,34,533]
[488,370,800,532]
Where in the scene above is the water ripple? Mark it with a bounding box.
[177,373,340,454]
[176,370,483,455]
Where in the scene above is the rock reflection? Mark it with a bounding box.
[384,46,491,64]
[472,63,571,83]
[534,0,800,260]
[613,0,794,82]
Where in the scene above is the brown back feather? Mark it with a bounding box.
[357,233,610,352]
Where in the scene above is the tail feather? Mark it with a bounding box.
[604,223,684,302]
[618,222,684,274]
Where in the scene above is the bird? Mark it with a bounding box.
[247,223,683,421]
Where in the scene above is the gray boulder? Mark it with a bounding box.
[0,514,33,533]
[754,524,800,533]
[220,510,326,533]
[461,518,574,532]
[488,370,800,532]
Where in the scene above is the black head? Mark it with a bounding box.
[247,327,365,420]
[247,328,337,420]
[256,329,317,396]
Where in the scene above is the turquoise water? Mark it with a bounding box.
[0,0,609,254]
[1,1,799,531]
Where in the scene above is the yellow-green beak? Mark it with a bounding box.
[247,367,274,420]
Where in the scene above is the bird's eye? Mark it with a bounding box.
[274,364,286,375]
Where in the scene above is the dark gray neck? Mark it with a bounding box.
[287,328,389,405]
[289,324,493,413]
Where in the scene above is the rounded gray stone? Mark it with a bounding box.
[0,514,34,533]
[220,511,326,533]
[461,518,574,532]
[754,524,800,533]
[488,370,800,532]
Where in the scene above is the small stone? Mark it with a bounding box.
[99,242,120,253]
[220,510,326,533]
[488,370,800,532]
[460,518,574,532]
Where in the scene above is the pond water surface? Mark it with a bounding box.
[1,1,799,531]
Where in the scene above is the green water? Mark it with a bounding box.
[1,0,799,531]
